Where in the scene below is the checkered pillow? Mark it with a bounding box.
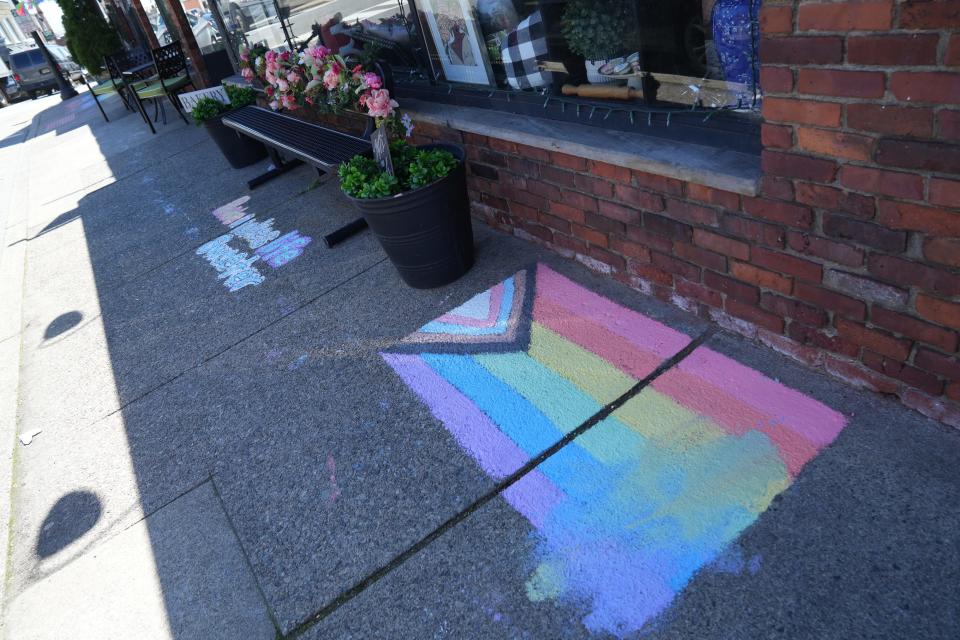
[501,10,553,90]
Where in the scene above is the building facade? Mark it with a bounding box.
[231,0,960,426]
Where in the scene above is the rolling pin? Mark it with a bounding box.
[562,84,643,100]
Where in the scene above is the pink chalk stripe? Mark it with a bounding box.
[437,283,505,328]
[677,348,846,445]
[651,370,820,477]
[537,264,690,359]
[534,297,663,380]
[381,353,564,527]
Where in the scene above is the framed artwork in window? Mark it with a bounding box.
[417,0,494,86]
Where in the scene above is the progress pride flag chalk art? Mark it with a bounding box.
[383,264,847,637]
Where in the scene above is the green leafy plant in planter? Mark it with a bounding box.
[191,84,259,125]
[192,84,267,168]
[339,141,458,199]
[561,0,636,62]
[191,97,230,125]
[339,137,473,289]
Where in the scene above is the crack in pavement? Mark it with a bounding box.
[285,325,718,639]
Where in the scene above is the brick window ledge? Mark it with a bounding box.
[404,99,761,197]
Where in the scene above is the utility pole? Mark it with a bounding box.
[30,31,76,100]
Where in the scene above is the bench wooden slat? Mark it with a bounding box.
[222,106,371,169]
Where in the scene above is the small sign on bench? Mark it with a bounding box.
[178,85,229,112]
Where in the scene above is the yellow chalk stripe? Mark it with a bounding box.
[615,387,726,452]
[528,323,635,404]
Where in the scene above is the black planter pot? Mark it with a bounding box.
[204,115,268,169]
[347,144,474,289]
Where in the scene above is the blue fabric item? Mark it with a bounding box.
[712,0,761,89]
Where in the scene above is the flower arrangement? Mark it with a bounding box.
[239,43,399,124]
[238,42,268,82]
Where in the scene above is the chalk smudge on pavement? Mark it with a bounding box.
[382,263,847,637]
[326,454,341,503]
[197,197,312,291]
[287,353,309,371]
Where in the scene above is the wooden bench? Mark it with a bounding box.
[221,105,373,247]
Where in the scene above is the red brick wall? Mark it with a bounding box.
[407,0,960,427]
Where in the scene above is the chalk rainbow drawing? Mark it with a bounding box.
[382,263,847,637]
[197,197,313,291]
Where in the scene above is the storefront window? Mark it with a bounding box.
[234,1,761,150]
[214,0,289,51]
[173,0,226,54]
[407,0,760,110]
[142,0,170,45]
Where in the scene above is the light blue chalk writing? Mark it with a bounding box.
[232,216,281,249]
[196,234,264,292]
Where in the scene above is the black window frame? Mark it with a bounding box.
[394,0,761,154]
[252,0,762,154]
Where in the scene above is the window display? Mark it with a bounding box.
[408,0,761,111]
[418,0,493,85]
[220,0,761,148]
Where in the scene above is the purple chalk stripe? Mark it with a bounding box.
[381,353,565,528]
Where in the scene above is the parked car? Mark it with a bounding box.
[225,0,277,31]
[2,74,26,103]
[8,45,83,99]
[155,11,221,51]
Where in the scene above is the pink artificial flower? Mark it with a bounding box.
[305,96,314,105]
[365,88,398,118]
[241,67,253,80]
[323,68,340,90]
[265,50,278,63]
[357,92,368,107]
[362,72,382,90]
[303,46,329,68]
[287,71,300,84]
[281,94,297,110]
[269,99,279,110]
[280,51,291,62]
[264,70,276,84]
[277,79,289,92]
[239,51,249,62]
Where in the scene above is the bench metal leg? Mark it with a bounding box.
[323,218,368,247]
[247,148,303,189]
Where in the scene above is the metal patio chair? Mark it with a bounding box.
[84,51,140,123]
[126,41,196,134]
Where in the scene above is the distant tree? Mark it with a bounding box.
[56,0,121,75]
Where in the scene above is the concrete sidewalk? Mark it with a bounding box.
[0,91,957,640]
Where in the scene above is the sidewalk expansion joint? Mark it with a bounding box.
[209,474,284,637]
[285,324,718,639]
